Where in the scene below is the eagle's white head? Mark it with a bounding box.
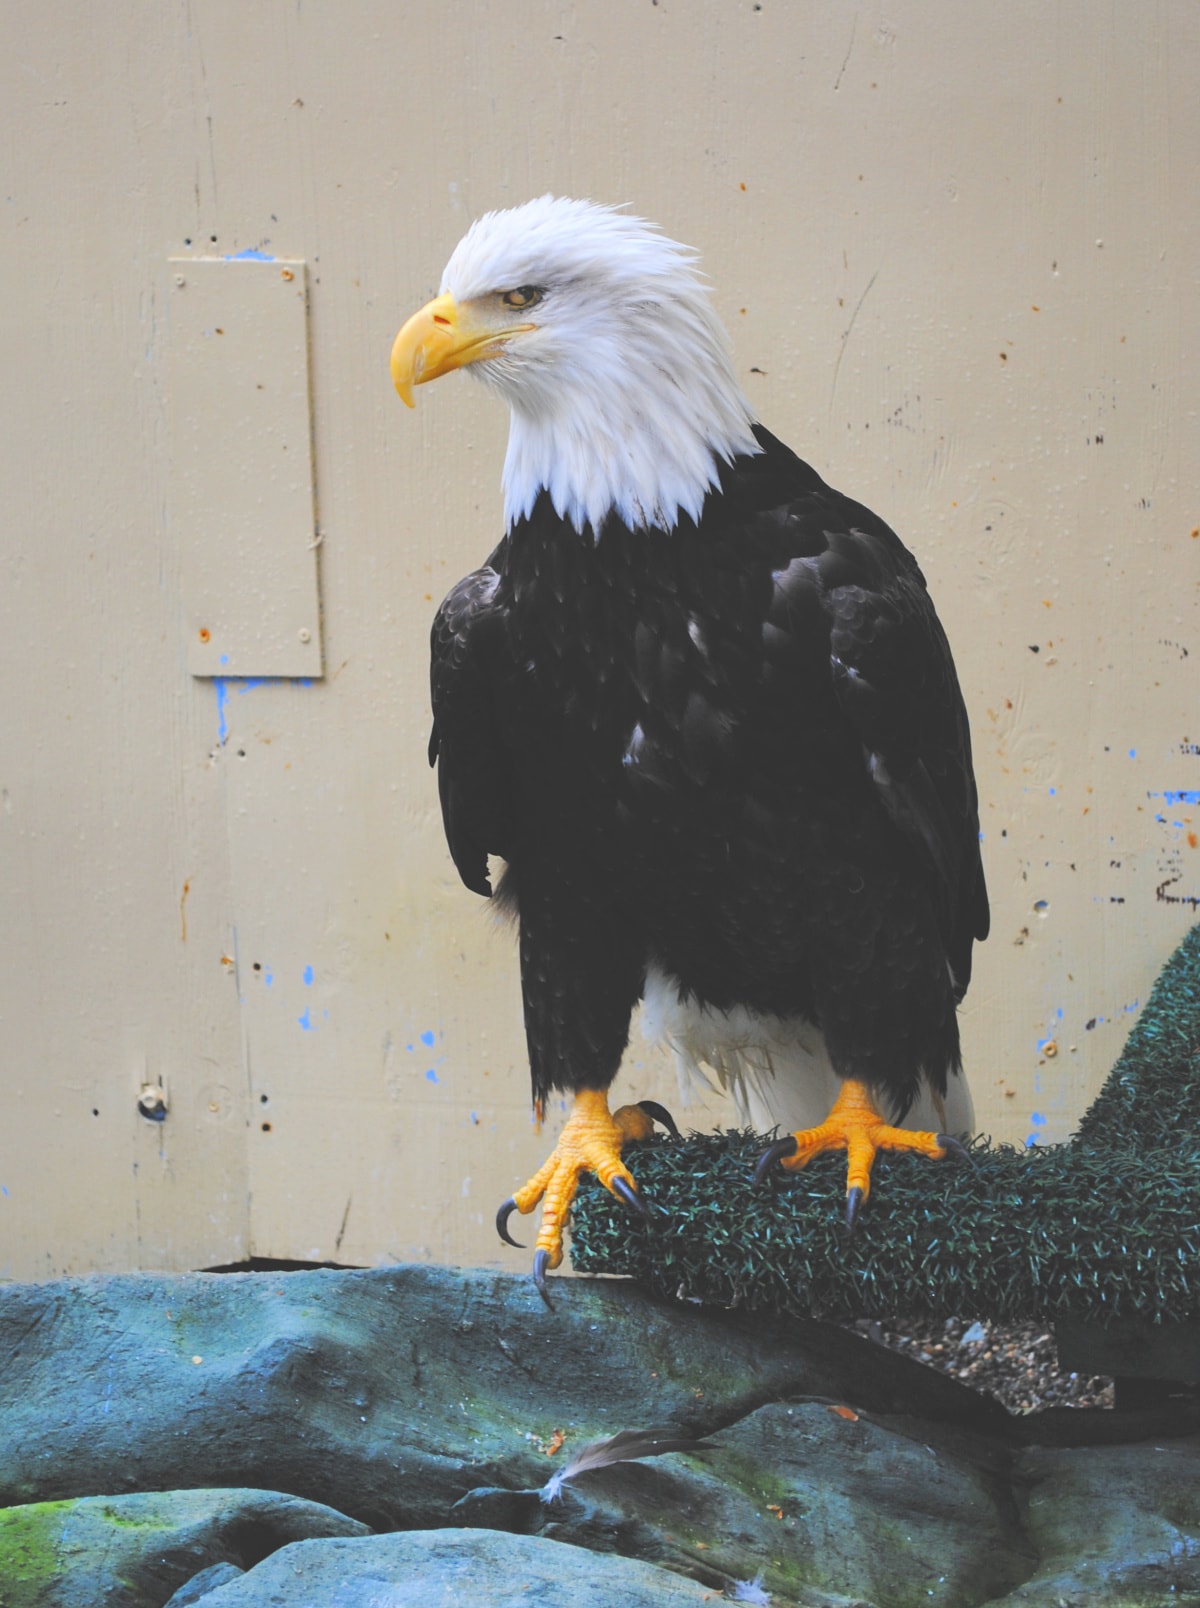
[391,196,760,536]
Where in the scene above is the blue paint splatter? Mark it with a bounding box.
[226,247,275,262]
[1030,1112,1047,1126]
[214,679,230,743]
[426,1069,439,1083]
[1156,790,1200,806]
[212,676,274,741]
[298,1009,314,1032]
[211,678,318,749]
[263,969,273,988]
[303,965,314,986]
[0,1185,8,1197]
[219,653,229,666]
[420,1030,436,1048]
[1048,786,1057,796]
[1129,749,1137,759]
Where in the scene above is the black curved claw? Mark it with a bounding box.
[753,1134,799,1187]
[936,1133,975,1167]
[610,1174,650,1218]
[496,1198,524,1249]
[636,1099,681,1139]
[845,1185,865,1236]
[532,1249,554,1310]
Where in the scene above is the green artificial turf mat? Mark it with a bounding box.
[570,925,1200,1325]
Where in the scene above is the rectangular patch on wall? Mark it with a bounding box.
[169,255,323,678]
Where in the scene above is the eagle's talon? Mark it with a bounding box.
[936,1133,974,1167]
[496,1197,525,1248]
[762,1081,963,1223]
[636,1099,681,1139]
[753,1134,800,1185]
[533,1249,554,1309]
[610,1174,648,1217]
[502,1090,661,1303]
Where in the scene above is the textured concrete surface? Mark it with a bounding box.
[0,1267,1197,1606]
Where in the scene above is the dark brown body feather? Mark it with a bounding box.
[429,425,988,1118]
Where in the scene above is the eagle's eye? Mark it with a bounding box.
[501,286,544,310]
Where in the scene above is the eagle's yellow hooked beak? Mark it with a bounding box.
[390,292,533,407]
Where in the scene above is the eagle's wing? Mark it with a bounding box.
[428,558,512,899]
[814,525,989,997]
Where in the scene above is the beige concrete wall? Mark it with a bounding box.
[2,1,1197,1278]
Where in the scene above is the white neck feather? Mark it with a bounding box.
[499,314,761,535]
[442,198,761,536]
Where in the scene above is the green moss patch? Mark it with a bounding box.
[0,1500,76,1602]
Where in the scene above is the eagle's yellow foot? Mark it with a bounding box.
[753,1078,968,1231]
[497,1089,677,1307]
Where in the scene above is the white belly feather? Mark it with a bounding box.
[641,963,974,1139]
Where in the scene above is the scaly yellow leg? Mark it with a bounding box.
[497,1089,673,1306]
[755,1078,964,1229]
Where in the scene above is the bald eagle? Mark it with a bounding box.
[392,197,988,1303]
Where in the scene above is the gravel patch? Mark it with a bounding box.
[853,1316,1115,1414]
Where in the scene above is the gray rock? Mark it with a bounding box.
[520,1402,1032,1606]
[0,1265,1006,1530]
[991,1441,1200,1605]
[162,1561,245,1606]
[0,1487,367,1608]
[0,1266,1197,1607]
[185,1527,722,1607]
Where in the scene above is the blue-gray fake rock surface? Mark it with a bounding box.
[0,1266,1197,1606]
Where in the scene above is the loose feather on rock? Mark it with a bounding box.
[540,1426,715,1503]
